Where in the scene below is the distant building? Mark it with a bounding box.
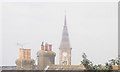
[12,14,85,70]
[15,48,35,70]
[112,65,120,70]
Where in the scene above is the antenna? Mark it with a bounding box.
[17,42,28,48]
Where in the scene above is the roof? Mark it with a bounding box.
[45,64,86,70]
[1,66,16,70]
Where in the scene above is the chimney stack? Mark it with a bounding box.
[19,48,31,60]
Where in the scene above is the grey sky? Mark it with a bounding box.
[1,2,118,66]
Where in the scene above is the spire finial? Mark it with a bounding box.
[64,10,66,26]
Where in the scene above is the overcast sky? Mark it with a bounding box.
[1,2,118,66]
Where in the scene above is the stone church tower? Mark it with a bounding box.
[59,15,72,65]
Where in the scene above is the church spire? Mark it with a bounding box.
[59,14,71,49]
[59,13,72,65]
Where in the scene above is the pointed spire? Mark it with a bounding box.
[59,13,71,49]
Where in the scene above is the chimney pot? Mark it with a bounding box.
[45,43,48,51]
[41,42,44,50]
[49,44,52,51]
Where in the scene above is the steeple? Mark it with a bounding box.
[59,15,71,49]
[59,14,72,65]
